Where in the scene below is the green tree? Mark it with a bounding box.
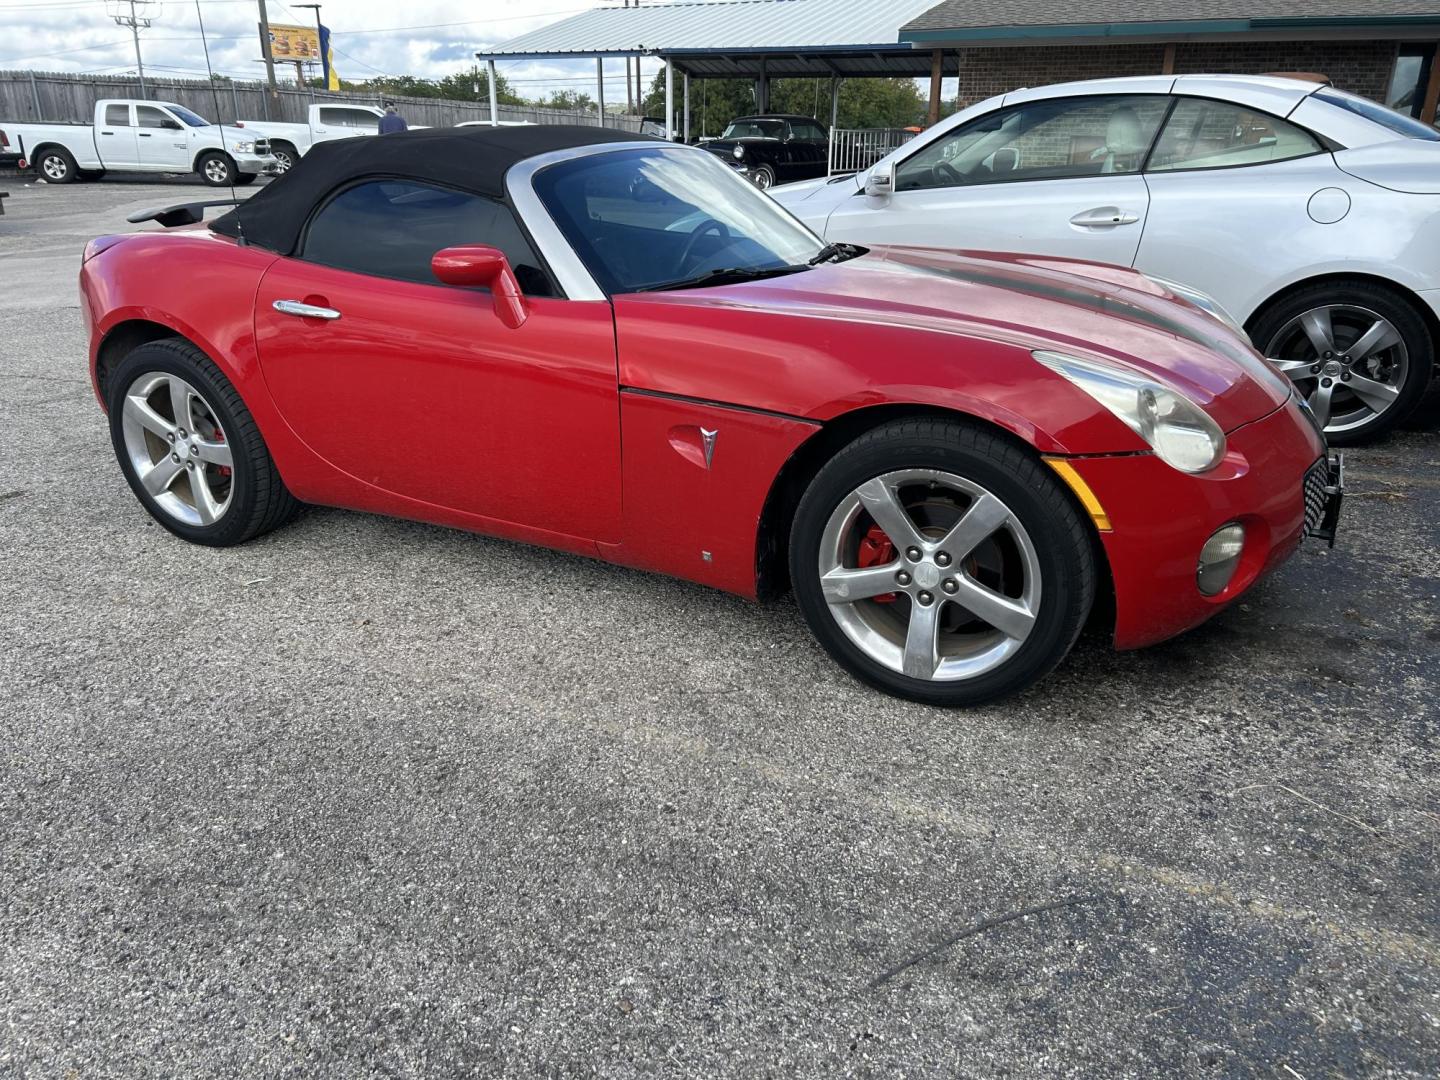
[535,89,595,112]
[642,73,927,135]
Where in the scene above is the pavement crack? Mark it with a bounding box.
[867,893,1102,990]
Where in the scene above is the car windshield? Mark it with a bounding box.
[1314,87,1440,141]
[165,104,212,128]
[722,119,784,140]
[532,146,826,294]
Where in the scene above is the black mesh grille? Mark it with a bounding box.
[1303,459,1329,537]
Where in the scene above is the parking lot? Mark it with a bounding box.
[1,174,1438,1077]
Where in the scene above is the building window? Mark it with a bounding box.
[1387,44,1436,118]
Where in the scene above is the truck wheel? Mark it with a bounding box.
[234,173,258,186]
[269,143,297,173]
[36,146,77,184]
[197,151,235,187]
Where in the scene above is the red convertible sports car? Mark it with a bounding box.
[81,126,1341,705]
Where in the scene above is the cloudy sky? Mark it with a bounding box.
[1,0,669,101]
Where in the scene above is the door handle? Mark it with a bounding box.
[273,299,341,320]
[1070,206,1140,228]
[138,132,152,137]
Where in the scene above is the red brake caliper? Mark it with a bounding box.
[213,425,230,478]
[856,524,898,604]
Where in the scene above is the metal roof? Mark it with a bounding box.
[901,0,1440,42]
[478,0,949,78]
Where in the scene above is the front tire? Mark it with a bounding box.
[107,338,299,546]
[753,164,776,189]
[196,151,235,187]
[35,146,77,183]
[269,143,297,173]
[1252,280,1432,444]
[790,419,1096,706]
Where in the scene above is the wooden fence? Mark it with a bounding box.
[0,70,644,131]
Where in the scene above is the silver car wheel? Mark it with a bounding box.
[817,468,1042,682]
[120,372,234,527]
[204,157,230,184]
[42,155,67,180]
[272,149,293,173]
[1265,303,1408,435]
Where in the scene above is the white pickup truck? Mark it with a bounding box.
[233,103,388,173]
[4,99,277,186]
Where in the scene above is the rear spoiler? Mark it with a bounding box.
[125,199,246,228]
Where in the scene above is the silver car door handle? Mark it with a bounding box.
[1070,207,1140,228]
[273,299,341,320]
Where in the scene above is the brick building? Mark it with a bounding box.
[902,1,1440,124]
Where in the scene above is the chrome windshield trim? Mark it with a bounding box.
[506,140,701,303]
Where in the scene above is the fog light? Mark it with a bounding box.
[1197,523,1246,596]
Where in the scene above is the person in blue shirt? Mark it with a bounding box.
[378,102,408,134]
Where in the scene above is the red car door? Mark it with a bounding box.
[251,179,621,542]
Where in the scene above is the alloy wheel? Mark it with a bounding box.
[42,155,67,181]
[1265,304,1407,435]
[204,158,230,184]
[817,468,1041,682]
[120,372,234,527]
[273,150,293,172]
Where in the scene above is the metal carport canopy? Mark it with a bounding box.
[475,0,953,79]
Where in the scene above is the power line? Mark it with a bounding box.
[0,38,136,64]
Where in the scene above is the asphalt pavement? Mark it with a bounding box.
[1,174,1438,1079]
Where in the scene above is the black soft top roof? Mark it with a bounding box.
[210,124,649,254]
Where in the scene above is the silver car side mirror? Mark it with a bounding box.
[865,162,894,199]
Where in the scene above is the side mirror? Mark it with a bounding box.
[865,162,895,199]
[431,245,528,329]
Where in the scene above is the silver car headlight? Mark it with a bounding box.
[1034,351,1227,474]
[1147,274,1245,337]
[732,145,745,160]
[231,139,255,154]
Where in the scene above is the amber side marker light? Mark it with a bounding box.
[1042,457,1113,532]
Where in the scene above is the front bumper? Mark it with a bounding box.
[234,150,281,176]
[1064,397,1337,650]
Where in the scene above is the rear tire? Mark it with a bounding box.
[107,338,300,547]
[35,146,77,184]
[1251,279,1432,445]
[196,151,235,187]
[789,419,1096,706]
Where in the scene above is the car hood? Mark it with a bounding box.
[630,247,1292,433]
[703,138,779,155]
[770,173,856,206]
[1334,139,1440,194]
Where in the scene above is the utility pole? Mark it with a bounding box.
[109,1,153,99]
[256,0,280,99]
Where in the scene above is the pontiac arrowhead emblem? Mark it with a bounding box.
[700,428,718,469]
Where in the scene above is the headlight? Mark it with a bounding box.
[732,145,745,160]
[1034,351,1227,474]
[1147,274,1245,337]
[232,140,254,153]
